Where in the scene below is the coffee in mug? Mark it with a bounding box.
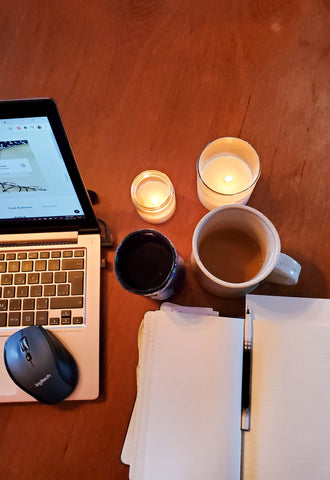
[191,205,301,297]
[198,228,263,283]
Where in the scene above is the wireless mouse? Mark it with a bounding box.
[4,326,78,404]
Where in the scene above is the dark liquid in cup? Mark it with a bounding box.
[199,228,263,283]
[117,234,174,292]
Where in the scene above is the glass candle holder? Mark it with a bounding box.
[131,170,176,224]
[197,137,261,210]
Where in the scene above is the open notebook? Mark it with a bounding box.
[122,295,330,480]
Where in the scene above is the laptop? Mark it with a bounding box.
[0,98,101,402]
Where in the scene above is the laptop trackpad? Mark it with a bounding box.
[0,338,18,395]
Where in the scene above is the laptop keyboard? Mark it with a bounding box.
[0,248,86,329]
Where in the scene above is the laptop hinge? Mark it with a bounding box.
[0,231,78,247]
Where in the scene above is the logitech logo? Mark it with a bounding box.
[34,374,52,387]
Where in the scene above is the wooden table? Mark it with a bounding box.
[1,1,329,478]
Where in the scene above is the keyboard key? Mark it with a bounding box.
[48,259,60,271]
[35,260,47,271]
[49,317,60,325]
[23,298,35,310]
[8,261,20,272]
[61,316,71,325]
[62,258,84,270]
[37,298,48,310]
[14,273,26,285]
[57,284,69,296]
[73,316,83,325]
[28,273,39,284]
[44,285,56,296]
[22,312,34,326]
[50,297,83,309]
[22,261,33,272]
[9,299,21,310]
[1,274,13,285]
[30,285,42,297]
[68,271,84,295]
[40,251,50,259]
[4,286,15,298]
[8,312,20,327]
[0,300,8,310]
[0,312,7,327]
[28,252,38,259]
[17,253,27,260]
[17,286,29,297]
[0,262,7,273]
[6,253,16,260]
[41,272,53,284]
[54,271,66,283]
[36,311,48,325]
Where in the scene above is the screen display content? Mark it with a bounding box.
[0,116,84,221]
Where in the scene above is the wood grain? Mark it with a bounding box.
[0,0,329,478]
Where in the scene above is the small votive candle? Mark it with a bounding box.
[131,170,176,224]
[197,137,260,210]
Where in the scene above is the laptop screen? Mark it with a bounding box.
[0,99,99,234]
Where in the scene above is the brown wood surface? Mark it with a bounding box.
[0,1,329,478]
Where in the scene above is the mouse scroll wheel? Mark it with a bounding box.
[20,337,29,352]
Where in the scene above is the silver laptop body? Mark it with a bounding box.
[0,98,101,402]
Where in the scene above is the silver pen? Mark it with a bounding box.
[241,307,253,431]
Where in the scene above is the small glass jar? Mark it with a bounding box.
[131,170,176,224]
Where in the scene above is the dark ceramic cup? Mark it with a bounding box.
[114,229,185,301]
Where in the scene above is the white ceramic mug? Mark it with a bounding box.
[191,205,301,297]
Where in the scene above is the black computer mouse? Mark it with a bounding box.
[4,325,78,405]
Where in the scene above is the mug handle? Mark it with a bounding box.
[266,253,301,285]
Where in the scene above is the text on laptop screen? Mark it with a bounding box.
[0,116,85,221]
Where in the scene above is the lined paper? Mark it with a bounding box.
[244,295,330,480]
[123,309,244,480]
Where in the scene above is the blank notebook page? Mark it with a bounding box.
[133,310,244,480]
[244,295,330,480]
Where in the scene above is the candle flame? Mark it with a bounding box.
[224,175,233,183]
[151,196,159,205]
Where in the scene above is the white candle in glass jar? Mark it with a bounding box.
[131,170,176,224]
[197,137,260,210]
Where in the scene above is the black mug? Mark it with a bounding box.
[114,229,185,301]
